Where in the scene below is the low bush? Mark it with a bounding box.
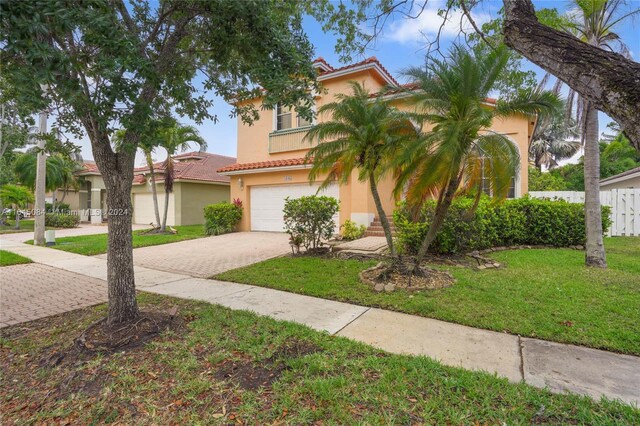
[394,195,612,255]
[45,213,80,228]
[283,195,339,252]
[203,201,243,236]
[341,219,366,240]
[45,202,71,213]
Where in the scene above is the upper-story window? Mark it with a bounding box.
[276,104,293,131]
[275,104,314,131]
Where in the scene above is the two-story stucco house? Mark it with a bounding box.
[218,57,536,233]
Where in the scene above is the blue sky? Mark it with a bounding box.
[68,0,640,165]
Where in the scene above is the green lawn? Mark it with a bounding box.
[0,250,32,266]
[27,224,207,255]
[0,219,35,234]
[216,237,640,356]
[1,293,637,424]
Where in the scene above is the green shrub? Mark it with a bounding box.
[341,219,366,240]
[394,195,612,255]
[283,195,339,252]
[45,202,71,213]
[203,202,242,236]
[45,213,80,228]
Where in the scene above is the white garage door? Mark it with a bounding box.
[250,183,339,232]
[133,192,175,226]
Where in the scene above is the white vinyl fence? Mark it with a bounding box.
[529,189,640,237]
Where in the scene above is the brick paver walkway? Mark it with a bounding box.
[0,263,107,328]
[96,232,291,278]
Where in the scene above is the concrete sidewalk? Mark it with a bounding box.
[1,238,639,406]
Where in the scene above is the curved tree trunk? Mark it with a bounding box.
[502,0,640,151]
[146,153,161,227]
[583,102,607,268]
[368,171,396,259]
[415,174,461,263]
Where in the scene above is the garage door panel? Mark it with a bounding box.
[133,192,175,226]
[250,183,339,232]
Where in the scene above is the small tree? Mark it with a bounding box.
[283,195,339,253]
[159,122,207,232]
[0,184,34,229]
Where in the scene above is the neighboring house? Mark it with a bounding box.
[218,57,537,232]
[600,167,640,190]
[57,152,235,226]
[131,151,234,226]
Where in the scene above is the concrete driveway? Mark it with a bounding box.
[109,232,290,278]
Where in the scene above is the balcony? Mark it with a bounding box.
[268,125,316,154]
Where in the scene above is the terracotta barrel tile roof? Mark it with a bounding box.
[132,152,236,185]
[218,157,309,173]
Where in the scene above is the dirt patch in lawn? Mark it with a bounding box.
[214,358,285,391]
[215,338,323,391]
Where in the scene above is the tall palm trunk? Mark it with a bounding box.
[369,171,396,259]
[161,187,170,230]
[14,204,20,230]
[146,152,161,227]
[415,174,461,263]
[583,102,606,267]
[161,155,173,231]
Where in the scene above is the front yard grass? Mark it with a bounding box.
[1,293,637,424]
[216,237,640,356]
[0,250,32,266]
[0,219,39,234]
[27,224,207,256]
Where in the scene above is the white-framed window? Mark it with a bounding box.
[480,156,517,199]
[276,104,292,131]
[274,103,314,131]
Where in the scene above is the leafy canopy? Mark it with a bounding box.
[397,44,561,207]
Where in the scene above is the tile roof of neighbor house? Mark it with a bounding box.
[600,166,640,184]
[218,157,309,173]
[133,152,236,184]
[77,161,100,175]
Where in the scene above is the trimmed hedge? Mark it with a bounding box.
[394,196,612,255]
[204,202,243,236]
[45,213,80,228]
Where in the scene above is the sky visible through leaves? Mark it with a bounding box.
[37,0,640,165]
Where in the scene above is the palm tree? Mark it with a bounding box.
[13,151,81,210]
[397,45,560,266]
[304,82,419,260]
[540,0,637,268]
[159,123,207,231]
[0,184,34,229]
[113,128,162,227]
[48,155,82,209]
[529,113,581,170]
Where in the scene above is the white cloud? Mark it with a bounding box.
[383,2,490,45]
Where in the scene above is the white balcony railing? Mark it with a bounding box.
[268,126,316,154]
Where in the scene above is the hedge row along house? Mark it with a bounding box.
[218,57,537,232]
[53,152,235,226]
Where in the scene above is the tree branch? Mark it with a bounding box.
[502,0,640,150]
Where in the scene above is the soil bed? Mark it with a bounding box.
[75,309,183,354]
[360,262,455,292]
